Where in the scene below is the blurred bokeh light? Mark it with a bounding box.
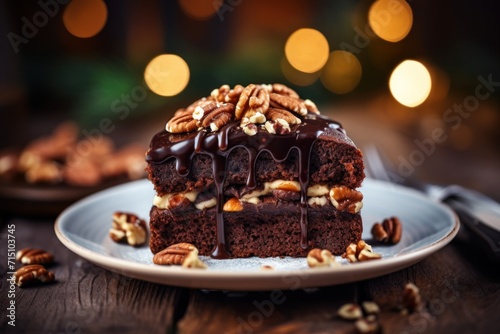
[320,51,362,94]
[389,60,431,107]
[63,0,108,38]
[144,54,190,97]
[178,0,223,20]
[368,0,413,43]
[281,58,320,87]
[285,28,329,73]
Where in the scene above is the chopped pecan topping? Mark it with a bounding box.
[165,83,322,134]
[242,123,258,136]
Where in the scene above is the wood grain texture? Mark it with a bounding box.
[1,218,499,334]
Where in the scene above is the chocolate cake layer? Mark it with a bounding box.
[146,127,364,197]
[149,201,362,257]
[145,83,365,259]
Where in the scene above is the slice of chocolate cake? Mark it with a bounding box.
[146,83,365,258]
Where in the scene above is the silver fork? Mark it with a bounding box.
[364,145,500,262]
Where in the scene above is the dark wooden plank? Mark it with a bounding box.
[0,218,189,333]
[363,227,500,334]
[177,285,357,334]
[2,216,500,334]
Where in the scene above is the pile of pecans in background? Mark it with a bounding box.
[0,121,146,187]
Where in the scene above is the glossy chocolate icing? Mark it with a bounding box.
[146,114,344,258]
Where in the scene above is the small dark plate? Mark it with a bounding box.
[0,176,132,217]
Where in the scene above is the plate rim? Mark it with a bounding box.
[54,178,460,290]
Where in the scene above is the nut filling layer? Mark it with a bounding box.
[153,181,363,213]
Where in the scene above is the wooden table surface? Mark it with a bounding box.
[1,212,499,334]
[1,104,500,333]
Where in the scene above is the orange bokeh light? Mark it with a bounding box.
[179,0,223,20]
[144,54,190,97]
[320,51,362,94]
[63,0,108,38]
[285,28,329,73]
[368,0,413,42]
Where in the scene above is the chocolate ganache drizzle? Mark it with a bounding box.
[145,84,345,259]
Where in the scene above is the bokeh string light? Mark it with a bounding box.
[144,54,190,97]
[281,58,320,87]
[320,51,362,94]
[389,60,432,107]
[368,0,413,42]
[179,0,224,20]
[285,28,330,74]
[63,0,108,38]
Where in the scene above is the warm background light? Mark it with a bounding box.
[425,63,450,102]
[179,0,223,20]
[285,28,329,73]
[63,0,108,38]
[320,51,362,94]
[281,58,320,87]
[144,54,190,97]
[368,0,413,42]
[389,60,431,107]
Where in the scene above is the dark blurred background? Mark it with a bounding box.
[1,0,499,198]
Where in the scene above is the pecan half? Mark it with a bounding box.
[269,93,307,116]
[302,99,320,114]
[266,107,301,125]
[271,83,300,99]
[211,84,244,104]
[166,112,198,133]
[153,242,206,269]
[235,84,270,120]
[200,103,235,131]
[329,186,363,214]
[377,216,402,244]
[109,212,148,246]
[211,84,231,102]
[14,264,55,287]
[16,248,54,265]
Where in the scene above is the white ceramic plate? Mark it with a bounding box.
[55,178,459,291]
